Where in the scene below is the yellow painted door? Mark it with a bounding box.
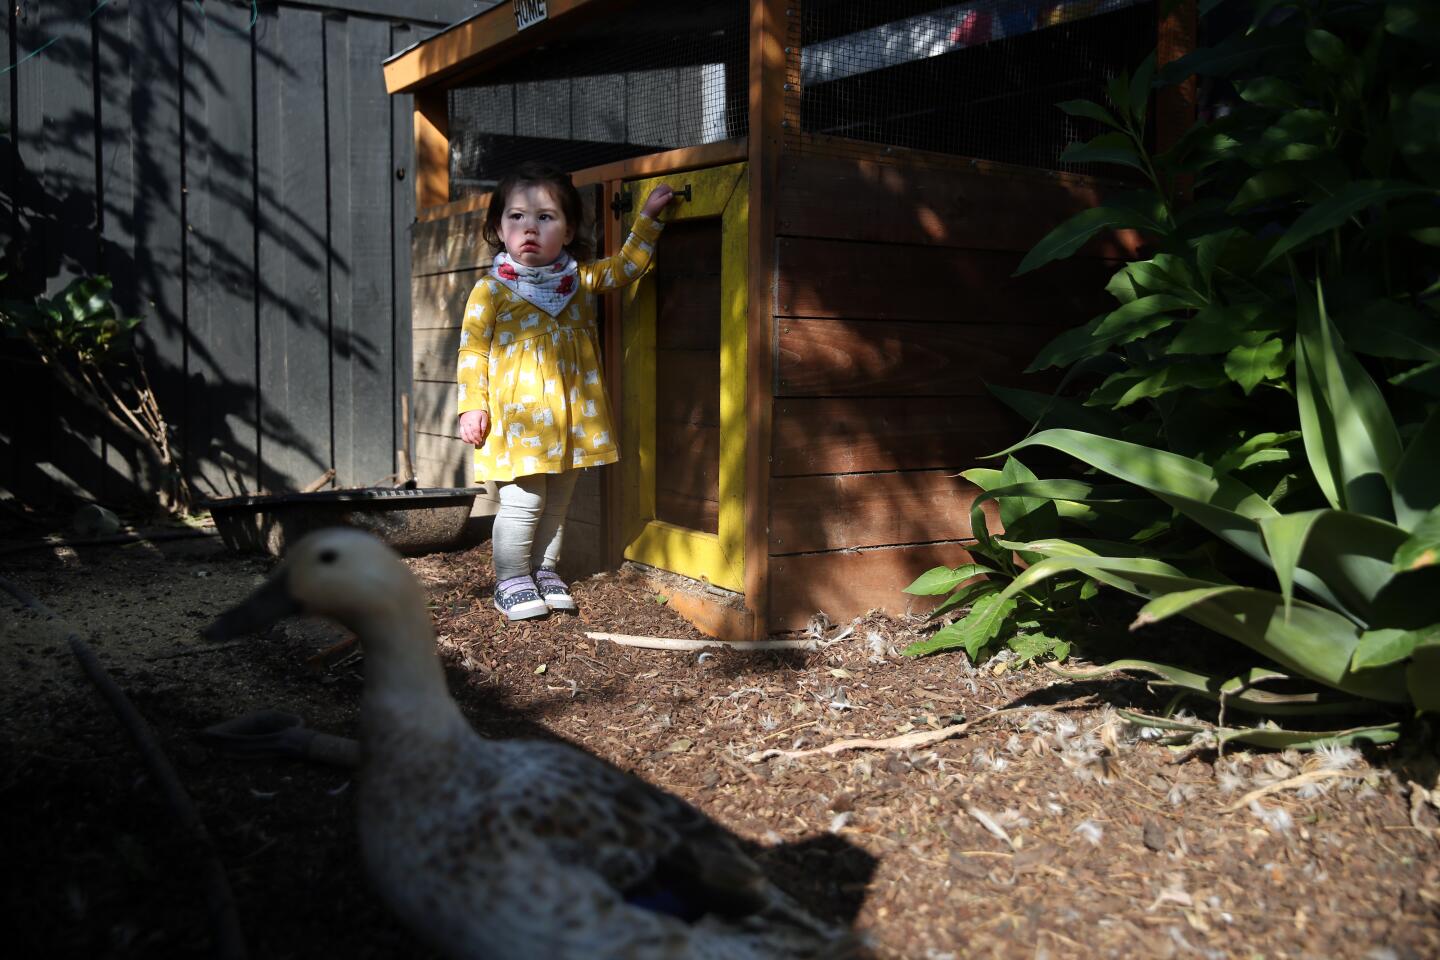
[619,162,748,592]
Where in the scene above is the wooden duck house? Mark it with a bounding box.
[385,0,1189,640]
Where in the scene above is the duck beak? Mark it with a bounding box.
[204,571,301,642]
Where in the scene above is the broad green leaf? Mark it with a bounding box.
[1394,504,1440,570]
[1026,313,1172,370]
[1391,360,1440,398]
[1010,631,1065,665]
[1393,407,1440,529]
[1128,52,1156,122]
[1090,295,1196,337]
[1105,267,1140,305]
[1046,659,1373,716]
[1258,510,1408,624]
[1014,201,1161,276]
[1339,300,1440,363]
[1234,76,1303,108]
[931,579,1000,617]
[1385,0,1440,47]
[1056,99,1121,129]
[998,456,1046,531]
[1091,363,1229,409]
[987,384,1126,437]
[1262,181,1438,267]
[1224,338,1287,394]
[1407,641,1440,712]
[1304,28,1349,71]
[1213,431,1301,475]
[903,592,1017,659]
[1351,628,1420,670]
[1191,228,1241,284]
[904,564,991,596]
[1060,133,1150,174]
[1295,281,1405,517]
[1169,304,1274,355]
[1127,585,1409,702]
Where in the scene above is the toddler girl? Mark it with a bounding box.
[457,162,674,620]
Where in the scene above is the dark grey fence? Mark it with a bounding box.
[1,0,488,507]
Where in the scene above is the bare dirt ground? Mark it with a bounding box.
[3,526,1439,959]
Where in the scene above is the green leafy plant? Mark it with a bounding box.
[1012,0,1439,499]
[972,283,1437,744]
[902,457,1085,666]
[1,275,192,512]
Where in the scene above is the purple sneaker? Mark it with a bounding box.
[493,575,548,621]
[535,569,577,612]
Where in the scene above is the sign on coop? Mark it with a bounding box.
[514,0,548,31]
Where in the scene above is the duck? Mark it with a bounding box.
[205,527,864,960]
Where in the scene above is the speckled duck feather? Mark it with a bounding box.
[216,529,861,960]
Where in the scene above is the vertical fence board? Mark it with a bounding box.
[180,2,210,488]
[257,5,332,492]
[391,23,421,483]
[131,0,187,497]
[325,14,356,485]
[187,0,259,497]
[95,0,149,501]
[340,15,397,486]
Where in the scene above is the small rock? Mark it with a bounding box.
[1142,818,1167,852]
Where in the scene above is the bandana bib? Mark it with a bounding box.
[492,251,579,317]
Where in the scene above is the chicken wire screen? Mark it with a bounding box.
[800,0,1157,172]
[448,0,748,198]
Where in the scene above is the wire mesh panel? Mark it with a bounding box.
[799,0,1157,172]
[448,0,748,198]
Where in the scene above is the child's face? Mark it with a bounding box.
[499,183,575,267]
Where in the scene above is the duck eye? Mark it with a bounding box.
[319,549,338,564]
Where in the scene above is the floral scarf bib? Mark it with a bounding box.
[492,251,579,317]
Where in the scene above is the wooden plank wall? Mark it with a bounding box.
[409,187,607,577]
[766,151,1132,631]
[0,1,477,510]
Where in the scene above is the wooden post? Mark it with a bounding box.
[745,0,788,640]
[1156,0,1198,156]
[413,88,450,211]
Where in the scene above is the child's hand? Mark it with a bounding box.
[640,184,677,219]
[459,410,490,446]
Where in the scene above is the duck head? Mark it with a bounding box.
[205,527,428,643]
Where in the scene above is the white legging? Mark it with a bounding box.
[491,470,581,582]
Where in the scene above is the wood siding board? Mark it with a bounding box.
[179,2,212,493]
[656,488,719,534]
[413,323,461,381]
[326,13,355,486]
[776,317,1066,398]
[771,396,1023,477]
[412,207,492,275]
[776,238,1115,325]
[768,543,979,632]
[411,377,458,438]
[769,470,999,555]
[776,153,1143,257]
[411,266,485,328]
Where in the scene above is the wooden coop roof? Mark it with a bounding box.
[383,0,632,94]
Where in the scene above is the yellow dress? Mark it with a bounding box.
[456,214,664,482]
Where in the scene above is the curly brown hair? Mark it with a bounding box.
[481,162,592,262]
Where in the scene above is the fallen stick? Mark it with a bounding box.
[586,631,819,652]
[1221,768,1371,813]
[745,703,1043,762]
[0,575,248,960]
